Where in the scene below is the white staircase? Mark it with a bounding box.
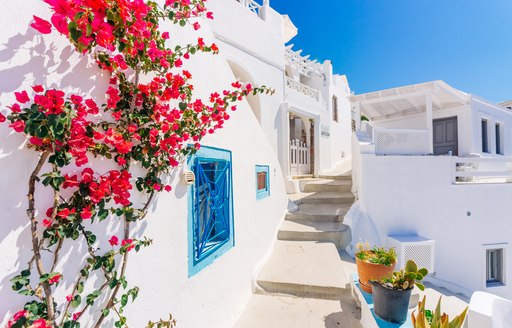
[234,171,361,328]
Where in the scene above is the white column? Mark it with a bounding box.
[426,91,433,154]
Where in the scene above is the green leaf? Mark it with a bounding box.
[71,295,81,308]
[167,11,175,20]
[179,102,187,111]
[179,19,186,27]
[68,21,82,42]
[121,294,128,307]
[415,282,425,291]
[102,308,110,317]
[86,24,92,36]
[77,281,85,293]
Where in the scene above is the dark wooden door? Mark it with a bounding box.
[433,116,458,155]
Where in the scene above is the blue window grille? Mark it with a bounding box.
[188,146,234,276]
[256,165,270,200]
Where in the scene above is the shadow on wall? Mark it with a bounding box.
[0,27,109,101]
[0,27,138,323]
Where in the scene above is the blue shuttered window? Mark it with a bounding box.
[188,146,234,276]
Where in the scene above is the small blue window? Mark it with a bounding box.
[188,146,234,276]
[256,165,270,200]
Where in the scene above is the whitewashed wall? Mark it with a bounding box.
[369,106,473,156]
[0,1,288,327]
[356,154,512,299]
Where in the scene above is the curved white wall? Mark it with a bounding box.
[0,1,288,327]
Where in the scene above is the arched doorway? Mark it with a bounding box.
[227,60,261,123]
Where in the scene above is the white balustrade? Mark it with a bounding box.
[454,157,512,184]
[236,0,262,15]
[373,128,430,156]
[289,139,310,175]
[285,77,327,109]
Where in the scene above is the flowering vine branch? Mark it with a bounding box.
[3,0,273,327]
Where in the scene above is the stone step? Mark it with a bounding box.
[291,191,355,205]
[319,172,352,181]
[255,241,352,300]
[234,294,362,328]
[302,179,352,193]
[278,220,350,246]
[288,203,351,222]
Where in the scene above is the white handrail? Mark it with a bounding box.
[285,48,322,77]
[236,0,262,15]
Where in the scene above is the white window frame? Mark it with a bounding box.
[482,243,507,289]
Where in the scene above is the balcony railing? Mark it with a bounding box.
[373,128,430,156]
[286,76,327,108]
[454,157,512,184]
[236,0,264,16]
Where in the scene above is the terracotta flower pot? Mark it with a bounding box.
[356,257,395,294]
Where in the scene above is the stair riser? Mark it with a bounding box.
[255,281,352,301]
[303,184,352,193]
[285,213,342,222]
[277,231,343,244]
[319,175,352,181]
[299,197,354,205]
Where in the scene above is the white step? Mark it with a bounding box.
[288,203,351,222]
[319,172,352,181]
[256,241,352,300]
[278,220,350,246]
[302,179,352,193]
[234,294,362,328]
[290,191,355,205]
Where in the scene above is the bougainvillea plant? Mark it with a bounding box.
[3,0,272,327]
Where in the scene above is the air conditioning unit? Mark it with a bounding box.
[387,235,435,274]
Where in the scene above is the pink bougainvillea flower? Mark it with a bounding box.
[51,13,68,35]
[14,91,30,103]
[31,85,44,93]
[13,310,28,321]
[122,239,135,252]
[66,294,73,302]
[153,183,161,191]
[206,12,214,19]
[48,273,62,285]
[109,236,119,246]
[31,318,49,328]
[42,218,52,228]
[81,206,92,220]
[0,113,6,123]
[30,15,52,34]
[164,185,172,192]
[7,104,21,113]
[193,22,201,30]
[162,31,170,39]
[72,312,82,321]
[9,120,25,133]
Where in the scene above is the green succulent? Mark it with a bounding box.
[379,260,428,290]
[355,244,397,266]
[412,295,468,328]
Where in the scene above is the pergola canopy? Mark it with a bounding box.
[351,80,470,121]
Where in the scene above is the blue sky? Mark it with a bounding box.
[271,0,512,102]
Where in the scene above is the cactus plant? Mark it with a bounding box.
[378,260,428,290]
[412,295,468,328]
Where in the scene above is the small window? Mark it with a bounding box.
[486,248,504,287]
[332,96,338,122]
[496,123,503,155]
[256,165,270,200]
[482,119,489,153]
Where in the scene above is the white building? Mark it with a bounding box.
[0,0,354,327]
[350,80,512,300]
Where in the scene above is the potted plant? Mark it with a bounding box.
[355,242,397,293]
[370,260,428,324]
[412,295,468,328]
